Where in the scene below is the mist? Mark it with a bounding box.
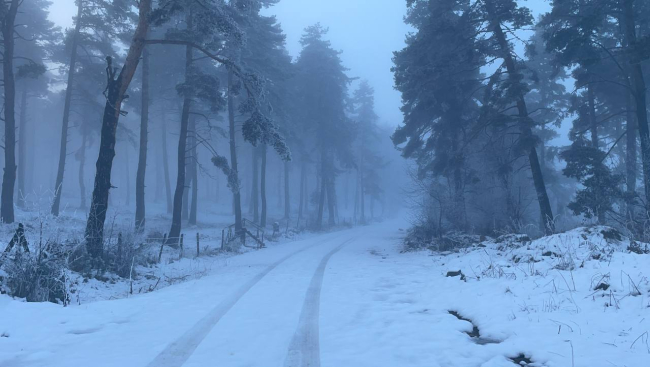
[1,1,649,367]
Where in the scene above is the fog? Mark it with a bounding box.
[2,2,650,366]
[3,0,410,244]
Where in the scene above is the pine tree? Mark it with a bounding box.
[392,0,483,231]
[294,24,353,229]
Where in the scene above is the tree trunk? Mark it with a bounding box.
[354,169,359,223]
[359,170,366,224]
[168,40,193,242]
[182,176,190,220]
[284,161,290,219]
[17,88,27,208]
[261,144,268,228]
[162,113,172,214]
[277,164,282,210]
[588,85,598,149]
[155,135,163,202]
[189,115,198,225]
[85,0,152,259]
[1,0,20,223]
[135,46,150,231]
[227,71,243,234]
[316,148,327,230]
[626,94,637,218]
[486,1,554,233]
[251,146,259,223]
[125,146,131,206]
[298,159,306,223]
[587,84,605,223]
[78,130,87,209]
[52,0,82,217]
[622,0,650,218]
[327,174,336,227]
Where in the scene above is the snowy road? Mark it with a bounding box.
[148,233,356,367]
[2,219,649,367]
[0,223,399,367]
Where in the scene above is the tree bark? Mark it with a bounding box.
[316,148,327,230]
[162,113,172,214]
[587,84,605,223]
[85,0,152,259]
[78,131,88,210]
[189,115,198,225]
[17,88,27,208]
[78,130,87,209]
[327,174,336,227]
[125,146,131,206]
[284,161,290,219]
[52,0,82,216]
[1,0,20,223]
[227,71,243,234]
[485,0,555,233]
[621,0,650,218]
[168,41,193,242]
[626,94,637,218]
[135,46,150,231]
[298,159,306,223]
[261,144,268,228]
[251,146,259,222]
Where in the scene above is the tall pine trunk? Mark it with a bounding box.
[78,131,87,209]
[227,70,243,234]
[261,144,268,228]
[189,116,198,225]
[1,0,20,223]
[327,174,336,227]
[284,161,290,219]
[298,160,306,223]
[587,84,605,224]
[17,88,27,208]
[621,0,650,218]
[85,0,152,259]
[486,1,554,233]
[162,114,172,214]
[52,0,82,216]
[626,94,637,218]
[168,40,193,242]
[251,146,259,222]
[135,46,150,230]
[316,147,327,230]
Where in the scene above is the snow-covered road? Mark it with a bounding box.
[2,219,649,367]
[0,222,399,367]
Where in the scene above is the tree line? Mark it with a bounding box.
[392,0,650,238]
[1,0,393,269]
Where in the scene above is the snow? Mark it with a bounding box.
[1,218,649,367]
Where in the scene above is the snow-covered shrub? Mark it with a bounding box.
[1,246,69,304]
[103,231,154,278]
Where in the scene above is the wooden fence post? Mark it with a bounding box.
[158,234,166,263]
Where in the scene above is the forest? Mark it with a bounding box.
[1,1,650,366]
[395,0,650,245]
[0,0,405,284]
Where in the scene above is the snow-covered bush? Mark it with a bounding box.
[1,244,69,304]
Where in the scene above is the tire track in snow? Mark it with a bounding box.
[284,239,353,367]
[146,233,348,367]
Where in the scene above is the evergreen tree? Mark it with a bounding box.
[294,24,353,229]
[392,0,483,231]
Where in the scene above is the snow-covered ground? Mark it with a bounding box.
[1,217,649,366]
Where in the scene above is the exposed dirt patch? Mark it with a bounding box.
[448,310,501,344]
[509,353,533,365]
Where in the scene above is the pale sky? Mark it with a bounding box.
[47,0,552,128]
